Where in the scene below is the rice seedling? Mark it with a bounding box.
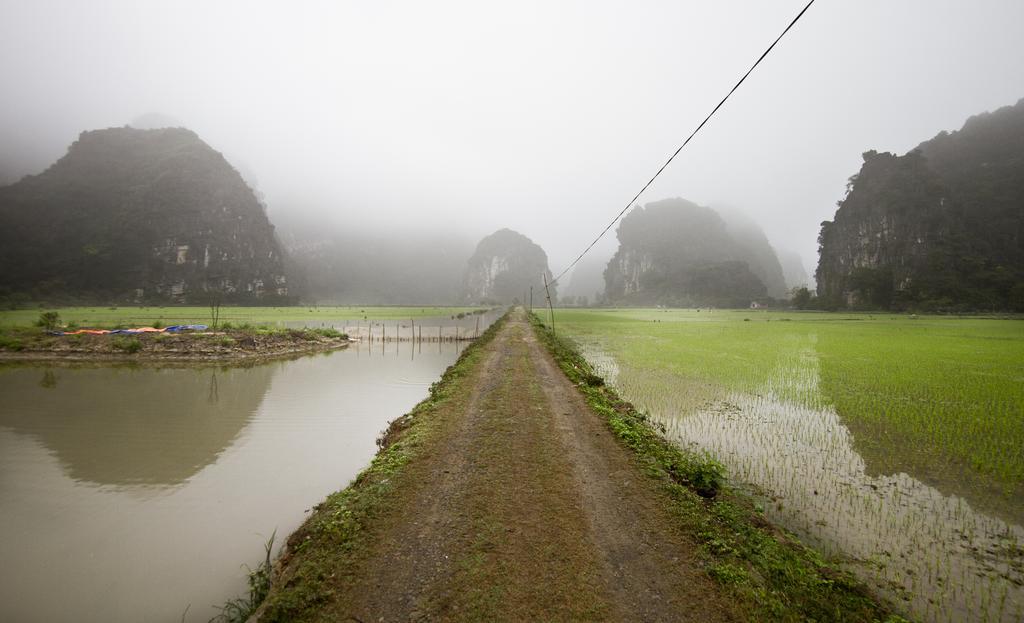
[558,308,1024,623]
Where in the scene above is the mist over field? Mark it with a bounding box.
[2,4,1024,623]
[2,0,1022,290]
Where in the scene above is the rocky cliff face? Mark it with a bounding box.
[463,229,554,304]
[604,198,779,307]
[816,99,1024,310]
[0,127,289,303]
[815,151,946,307]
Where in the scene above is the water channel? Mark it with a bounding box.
[0,322,481,622]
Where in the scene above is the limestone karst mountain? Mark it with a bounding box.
[0,127,289,303]
[816,98,1024,311]
[604,198,783,307]
[463,228,555,304]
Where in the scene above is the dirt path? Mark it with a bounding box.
[283,308,739,622]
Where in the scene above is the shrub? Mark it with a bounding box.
[34,311,61,331]
[685,454,726,498]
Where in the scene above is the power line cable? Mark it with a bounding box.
[550,0,816,287]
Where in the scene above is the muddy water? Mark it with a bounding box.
[580,342,1024,623]
[0,339,465,623]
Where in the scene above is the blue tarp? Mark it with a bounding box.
[163,324,208,332]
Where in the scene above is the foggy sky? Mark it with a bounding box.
[2,0,1022,283]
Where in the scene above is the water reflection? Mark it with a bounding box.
[579,341,1023,623]
[0,339,465,623]
[0,364,272,487]
[39,369,57,388]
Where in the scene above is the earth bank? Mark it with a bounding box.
[251,308,895,622]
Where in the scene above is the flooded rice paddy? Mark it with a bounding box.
[0,326,475,622]
[565,310,1023,623]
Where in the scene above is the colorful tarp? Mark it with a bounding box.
[53,324,208,336]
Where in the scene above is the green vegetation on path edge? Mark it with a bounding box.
[531,313,900,622]
[242,308,897,622]
[251,312,510,621]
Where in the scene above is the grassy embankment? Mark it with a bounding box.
[0,306,494,360]
[554,308,1024,505]
[250,312,510,621]
[240,309,893,622]
[0,324,350,361]
[0,308,353,360]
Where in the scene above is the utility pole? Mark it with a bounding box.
[529,286,533,315]
[541,272,555,335]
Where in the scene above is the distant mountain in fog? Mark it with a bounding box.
[463,228,554,304]
[776,248,811,290]
[817,98,1024,311]
[561,253,609,305]
[0,161,17,186]
[605,198,786,307]
[0,127,289,304]
[717,208,788,298]
[279,225,557,306]
[275,215,474,305]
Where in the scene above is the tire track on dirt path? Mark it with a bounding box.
[525,324,740,622]
[284,308,739,622]
[339,321,515,621]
